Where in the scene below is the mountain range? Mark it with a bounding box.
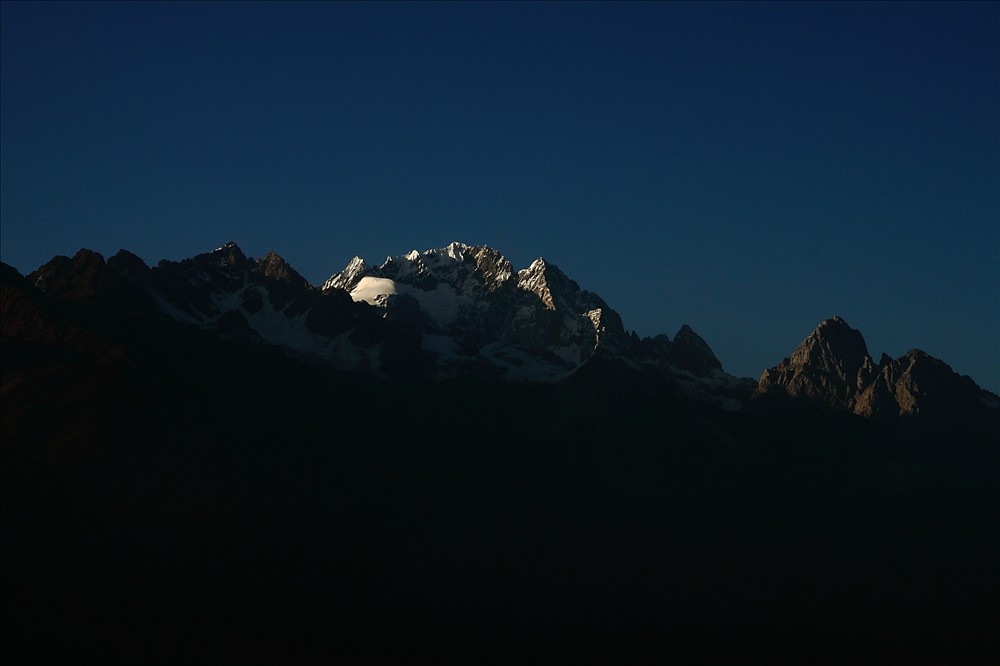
[2,241,998,660]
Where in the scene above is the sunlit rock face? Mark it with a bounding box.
[756,316,877,409]
[319,242,635,378]
[13,239,744,399]
[21,241,996,419]
[756,316,998,421]
[853,349,991,419]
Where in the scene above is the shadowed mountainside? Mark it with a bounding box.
[2,247,998,661]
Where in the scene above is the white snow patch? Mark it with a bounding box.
[348,277,467,327]
[350,276,398,305]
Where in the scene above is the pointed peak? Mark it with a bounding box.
[107,249,150,279]
[417,241,472,263]
[206,241,248,268]
[465,244,514,289]
[901,349,938,366]
[757,315,876,408]
[71,248,106,266]
[27,249,118,302]
[519,257,561,283]
[527,257,548,270]
[1,261,34,292]
[322,255,370,291]
[110,249,146,265]
[257,251,307,285]
[522,257,571,281]
[675,324,699,339]
[817,315,852,330]
[212,240,243,255]
[798,315,870,361]
[673,324,715,354]
[667,324,722,374]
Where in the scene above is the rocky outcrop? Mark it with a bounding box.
[28,249,122,304]
[2,261,99,353]
[666,324,723,376]
[6,252,1000,664]
[628,325,752,409]
[107,250,151,282]
[854,349,994,419]
[321,242,633,370]
[18,240,734,391]
[756,316,877,409]
[508,257,628,359]
[322,256,369,292]
[757,316,998,421]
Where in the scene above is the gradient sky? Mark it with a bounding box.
[2,1,998,391]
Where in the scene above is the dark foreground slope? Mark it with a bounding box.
[2,260,999,662]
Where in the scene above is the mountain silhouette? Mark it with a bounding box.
[2,243,998,661]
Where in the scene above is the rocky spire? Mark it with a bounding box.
[853,349,993,419]
[256,251,309,288]
[323,256,369,292]
[756,316,877,409]
[208,241,250,269]
[28,249,115,303]
[666,324,723,376]
[516,258,584,311]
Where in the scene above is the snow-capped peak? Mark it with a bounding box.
[325,243,515,295]
[417,241,470,263]
[445,241,468,260]
[345,256,367,271]
[133,239,740,396]
[212,241,241,253]
[526,257,547,271]
[322,256,369,292]
[517,257,580,310]
[196,241,250,271]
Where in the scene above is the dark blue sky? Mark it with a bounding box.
[2,1,998,391]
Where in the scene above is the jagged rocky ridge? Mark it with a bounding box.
[7,243,998,419]
[755,315,999,420]
[19,241,751,403]
[3,243,999,660]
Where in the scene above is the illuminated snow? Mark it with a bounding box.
[349,276,398,305]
